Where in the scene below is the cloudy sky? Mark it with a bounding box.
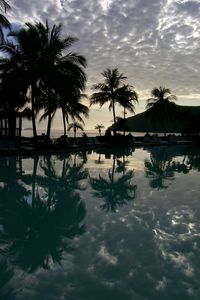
[7,0,200,130]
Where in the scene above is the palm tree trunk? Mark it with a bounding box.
[46,115,51,138]
[8,114,16,139]
[111,155,116,183]
[62,158,66,177]
[31,84,37,139]
[62,108,67,135]
[123,107,126,136]
[46,92,52,138]
[110,155,116,199]
[47,156,52,212]
[112,100,116,136]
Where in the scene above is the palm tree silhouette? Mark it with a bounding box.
[90,68,127,135]
[116,84,138,135]
[146,86,177,136]
[187,150,200,172]
[68,121,84,139]
[0,59,29,137]
[95,124,104,136]
[1,21,87,138]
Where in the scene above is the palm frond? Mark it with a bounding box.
[90,92,110,107]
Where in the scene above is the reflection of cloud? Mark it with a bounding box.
[2,150,200,299]
[168,252,194,277]
[156,276,167,291]
[98,245,118,265]
[154,206,198,278]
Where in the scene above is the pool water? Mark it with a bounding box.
[0,146,200,300]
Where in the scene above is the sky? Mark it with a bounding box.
[7,0,200,131]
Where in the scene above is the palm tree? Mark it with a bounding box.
[117,84,138,118]
[0,58,29,137]
[68,121,84,138]
[1,21,87,139]
[117,84,138,135]
[0,0,10,43]
[59,93,89,136]
[146,86,177,136]
[1,23,45,138]
[90,68,127,135]
[36,22,87,138]
[95,124,104,136]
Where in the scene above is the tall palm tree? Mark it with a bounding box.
[1,23,46,138]
[1,21,87,139]
[90,68,127,135]
[68,121,84,138]
[117,84,138,118]
[146,86,177,136]
[59,93,88,136]
[95,124,104,136]
[117,84,138,135]
[0,58,29,137]
[36,22,87,138]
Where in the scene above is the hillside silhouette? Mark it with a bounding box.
[109,105,200,134]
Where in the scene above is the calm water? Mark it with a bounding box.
[0,146,200,300]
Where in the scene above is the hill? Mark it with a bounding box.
[109,105,200,133]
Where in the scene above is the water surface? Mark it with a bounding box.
[0,146,200,300]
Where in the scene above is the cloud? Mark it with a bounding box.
[6,0,200,128]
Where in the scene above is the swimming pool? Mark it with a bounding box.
[0,145,200,299]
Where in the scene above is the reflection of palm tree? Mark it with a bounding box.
[144,147,179,189]
[0,155,87,272]
[90,155,136,212]
[145,156,175,189]
[187,152,200,172]
[145,147,196,189]
[171,161,191,174]
[146,86,177,136]
[116,157,130,175]
[94,154,104,164]
[0,190,86,272]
